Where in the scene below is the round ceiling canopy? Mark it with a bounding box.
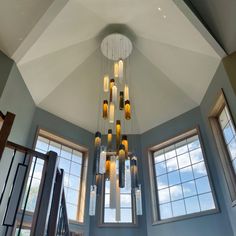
[100,33,133,61]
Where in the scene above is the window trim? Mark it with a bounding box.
[148,127,219,225]
[97,174,138,227]
[209,89,236,206]
[33,127,89,225]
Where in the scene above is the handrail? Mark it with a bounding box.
[6,141,48,160]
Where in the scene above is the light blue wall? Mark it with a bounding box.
[141,106,234,236]
[140,60,236,236]
[200,62,236,235]
[28,107,94,236]
[0,51,14,99]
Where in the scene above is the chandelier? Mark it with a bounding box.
[89,33,142,219]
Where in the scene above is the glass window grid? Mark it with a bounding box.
[103,159,134,224]
[218,106,236,173]
[35,135,83,221]
[153,134,216,221]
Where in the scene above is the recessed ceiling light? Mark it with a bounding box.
[163,15,167,19]
[158,7,162,11]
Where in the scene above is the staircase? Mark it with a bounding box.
[0,111,70,236]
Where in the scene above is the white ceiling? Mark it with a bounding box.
[0,0,226,134]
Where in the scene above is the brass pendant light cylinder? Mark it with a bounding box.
[116,120,121,151]
[107,129,113,151]
[122,135,128,157]
[125,100,131,120]
[119,91,124,110]
[103,100,108,119]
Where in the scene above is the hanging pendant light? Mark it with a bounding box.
[124,84,129,101]
[110,155,117,208]
[116,175,121,221]
[116,120,121,151]
[109,103,115,123]
[114,62,119,78]
[131,156,138,188]
[112,85,117,104]
[121,135,128,157]
[99,146,106,174]
[94,131,101,147]
[125,100,131,120]
[89,185,97,216]
[118,59,124,83]
[105,157,110,180]
[135,184,143,215]
[103,75,109,92]
[94,132,101,174]
[119,144,125,188]
[109,79,115,102]
[107,129,113,151]
[103,100,108,119]
[119,91,124,110]
[125,162,131,190]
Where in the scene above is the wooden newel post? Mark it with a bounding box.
[0,112,15,159]
[30,151,59,236]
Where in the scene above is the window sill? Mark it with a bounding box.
[232,199,236,207]
[69,219,85,226]
[152,208,219,226]
[98,222,138,228]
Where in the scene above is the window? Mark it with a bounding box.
[218,106,236,173]
[25,129,88,223]
[209,90,236,204]
[149,129,217,223]
[102,159,135,224]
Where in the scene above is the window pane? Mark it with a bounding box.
[70,162,82,176]
[154,133,216,221]
[67,203,77,220]
[48,141,61,155]
[159,203,172,219]
[61,146,72,160]
[185,196,200,214]
[172,200,185,217]
[177,153,191,168]
[199,193,215,211]
[69,175,80,190]
[168,171,181,186]
[72,150,83,164]
[228,137,236,160]
[67,188,79,205]
[155,162,167,176]
[59,158,71,173]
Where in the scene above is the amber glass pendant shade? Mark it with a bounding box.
[116,120,121,151]
[125,100,131,120]
[107,129,113,150]
[94,131,101,147]
[121,135,128,157]
[119,91,124,110]
[103,100,108,119]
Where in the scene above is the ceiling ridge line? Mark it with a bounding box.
[18,37,99,66]
[137,35,220,59]
[133,45,199,105]
[12,0,69,63]
[38,46,100,105]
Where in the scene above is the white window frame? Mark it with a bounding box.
[148,128,219,224]
[209,89,236,206]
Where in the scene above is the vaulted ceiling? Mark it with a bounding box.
[0,0,227,133]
